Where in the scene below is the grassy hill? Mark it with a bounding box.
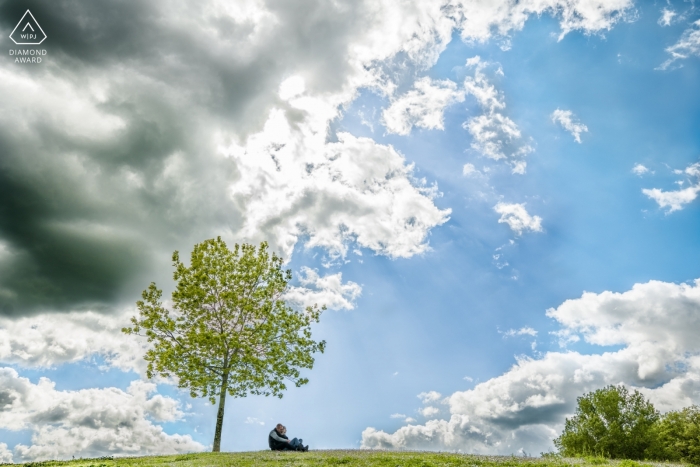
[8,451,685,467]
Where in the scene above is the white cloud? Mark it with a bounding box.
[510,160,528,175]
[284,267,362,311]
[659,20,700,69]
[686,162,700,177]
[658,8,677,27]
[551,109,588,143]
[279,75,306,101]
[0,443,12,464]
[642,185,700,212]
[502,327,538,337]
[405,417,417,423]
[390,413,406,419]
[362,278,700,454]
[420,406,440,418]
[632,164,649,176]
[418,391,442,403]
[227,120,451,259]
[383,77,465,135]
[462,57,533,173]
[643,162,700,212]
[0,310,146,373]
[493,203,543,235]
[454,0,634,43]
[0,369,203,461]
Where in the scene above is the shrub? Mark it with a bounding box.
[655,405,700,465]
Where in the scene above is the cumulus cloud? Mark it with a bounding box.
[383,77,465,135]
[659,20,700,69]
[0,0,456,314]
[643,162,700,212]
[362,278,700,454]
[420,406,441,418]
[279,76,307,101]
[0,443,12,464]
[493,203,543,235]
[0,369,203,461]
[462,57,533,173]
[227,126,451,259]
[0,310,145,372]
[390,413,407,419]
[284,267,362,311]
[551,109,588,143]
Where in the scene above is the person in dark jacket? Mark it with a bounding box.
[268,424,308,451]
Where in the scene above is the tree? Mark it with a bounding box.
[123,238,325,452]
[653,405,700,464]
[554,385,659,459]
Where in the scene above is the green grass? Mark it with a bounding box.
[2,451,686,467]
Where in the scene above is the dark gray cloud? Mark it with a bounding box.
[0,0,452,316]
[486,402,569,429]
[0,0,634,316]
[0,0,293,313]
[0,389,15,411]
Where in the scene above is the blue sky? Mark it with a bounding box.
[1,0,700,461]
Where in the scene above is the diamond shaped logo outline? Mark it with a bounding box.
[9,10,47,45]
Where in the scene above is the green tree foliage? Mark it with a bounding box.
[653,405,700,464]
[554,385,659,459]
[123,238,325,452]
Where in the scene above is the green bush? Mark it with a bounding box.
[553,385,659,459]
[655,405,700,465]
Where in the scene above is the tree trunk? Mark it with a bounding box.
[212,371,229,452]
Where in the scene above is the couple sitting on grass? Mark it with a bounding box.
[268,423,309,451]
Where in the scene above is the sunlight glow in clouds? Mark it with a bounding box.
[279,75,306,100]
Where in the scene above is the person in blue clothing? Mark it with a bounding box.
[268,423,308,451]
